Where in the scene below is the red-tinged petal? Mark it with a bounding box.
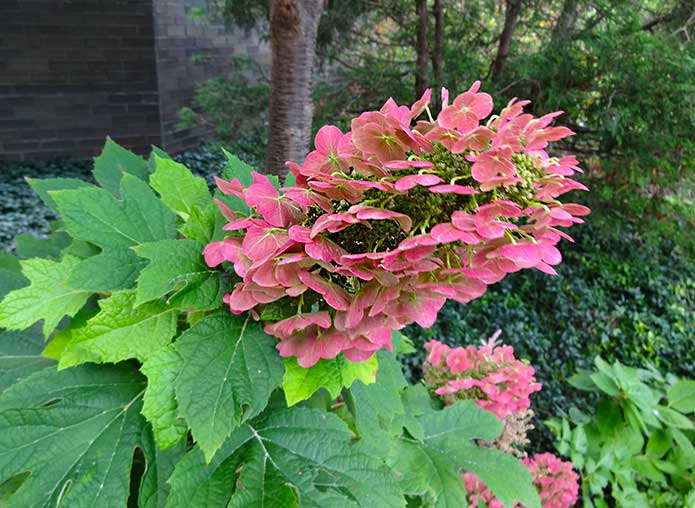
[214,176,245,197]
[349,205,412,232]
[429,184,477,195]
[214,198,236,221]
[496,243,543,268]
[384,159,435,170]
[562,203,591,216]
[431,223,466,243]
[410,88,432,119]
[305,236,348,264]
[394,174,442,191]
[265,311,332,339]
[397,234,439,251]
[226,287,256,313]
[534,261,558,275]
[314,125,343,153]
[297,271,351,311]
[203,238,242,267]
[241,226,289,262]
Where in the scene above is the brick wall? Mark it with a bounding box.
[0,0,162,161]
[0,0,270,161]
[152,0,270,153]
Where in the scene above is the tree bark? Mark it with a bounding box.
[551,0,579,45]
[431,0,444,104]
[415,0,429,98]
[490,0,522,83]
[266,0,323,177]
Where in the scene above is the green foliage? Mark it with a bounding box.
[0,140,541,508]
[549,357,695,508]
[282,355,377,405]
[0,325,54,393]
[172,312,284,462]
[405,188,695,451]
[141,346,188,450]
[0,362,183,508]
[133,239,227,310]
[93,136,151,195]
[50,174,178,250]
[0,255,90,337]
[178,56,268,161]
[149,156,211,220]
[58,290,178,368]
[164,407,403,508]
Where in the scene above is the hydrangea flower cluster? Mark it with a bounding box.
[423,337,541,418]
[462,453,579,508]
[204,82,589,367]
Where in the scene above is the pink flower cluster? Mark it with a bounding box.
[424,338,541,418]
[205,82,588,367]
[462,453,579,508]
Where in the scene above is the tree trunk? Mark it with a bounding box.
[431,0,444,106]
[266,0,323,177]
[551,0,578,45]
[490,0,522,83]
[415,0,429,98]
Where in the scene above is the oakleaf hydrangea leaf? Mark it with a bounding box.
[26,177,92,212]
[50,173,177,250]
[93,137,150,195]
[349,349,417,455]
[141,346,188,450]
[283,355,378,406]
[133,239,226,310]
[68,248,146,291]
[165,408,404,508]
[0,363,169,508]
[173,312,284,462]
[0,325,54,393]
[179,202,228,243]
[59,290,177,368]
[0,253,27,300]
[0,255,90,338]
[150,156,210,219]
[389,401,541,508]
[14,231,71,260]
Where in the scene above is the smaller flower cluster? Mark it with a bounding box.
[423,338,541,418]
[462,453,579,508]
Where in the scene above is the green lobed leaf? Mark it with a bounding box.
[283,355,378,406]
[0,363,171,508]
[150,156,211,219]
[14,231,71,260]
[165,407,405,508]
[179,202,227,243]
[139,434,187,508]
[0,255,90,338]
[0,325,54,394]
[133,239,226,310]
[141,346,188,450]
[41,309,98,361]
[68,248,146,292]
[26,177,92,212]
[58,290,177,368]
[50,173,178,250]
[174,312,284,462]
[349,349,420,454]
[93,136,150,195]
[667,380,695,414]
[389,402,541,508]
[0,254,27,301]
